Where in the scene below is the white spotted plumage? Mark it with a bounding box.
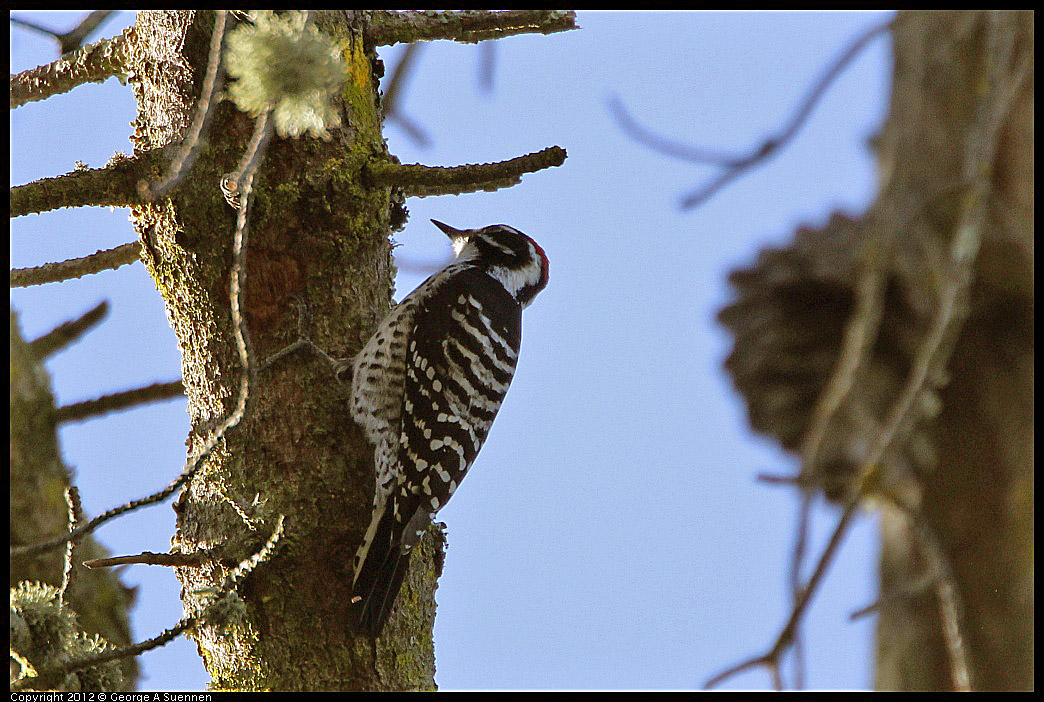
[348,220,549,636]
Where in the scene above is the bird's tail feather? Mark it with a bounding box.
[350,506,411,637]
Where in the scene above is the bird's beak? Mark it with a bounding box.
[431,219,466,241]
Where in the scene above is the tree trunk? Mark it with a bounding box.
[717,9,1032,691]
[872,10,1033,691]
[126,10,438,690]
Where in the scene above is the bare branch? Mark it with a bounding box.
[11,11,117,56]
[10,12,114,56]
[11,241,141,287]
[10,22,133,109]
[10,150,167,217]
[705,500,861,690]
[11,108,278,560]
[29,300,110,359]
[365,10,577,47]
[12,618,189,692]
[258,336,342,376]
[221,111,276,208]
[851,13,1025,505]
[708,177,997,689]
[610,16,894,210]
[55,380,185,424]
[787,490,814,690]
[257,299,346,376]
[754,472,803,487]
[15,516,286,691]
[10,452,200,559]
[382,42,420,117]
[849,570,936,621]
[225,111,275,391]
[716,239,920,686]
[834,23,1025,690]
[225,514,285,585]
[84,551,207,569]
[608,94,754,167]
[367,146,567,197]
[707,172,1000,689]
[799,249,888,480]
[382,43,432,148]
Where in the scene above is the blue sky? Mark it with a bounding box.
[11,10,894,691]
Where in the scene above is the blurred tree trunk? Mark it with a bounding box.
[10,311,139,687]
[871,10,1033,691]
[719,10,1032,692]
[126,10,436,690]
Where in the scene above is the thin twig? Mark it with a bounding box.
[382,43,421,110]
[607,94,755,167]
[706,201,975,690]
[365,10,577,47]
[11,241,141,287]
[610,16,895,211]
[142,11,229,200]
[227,112,275,389]
[755,473,803,487]
[68,619,194,675]
[226,514,285,584]
[15,516,286,691]
[59,486,85,605]
[12,619,193,691]
[842,15,1029,690]
[773,256,887,688]
[382,43,431,148]
[922,521,971,692]
[10,22,133,109]
[223,112,275,202]
[258,336,342,374]
[11,11,117,56]
[781,253,888,689]
[705,500,861,690]
[849,571,936,621]
[367,146,567,196]
[12,456,202,559]
[882,494,972,690]
[789,490,812,691]
[680,16,893,209]
[11,59,277,565]
[29,300,109,359]
[257,297,346,377]
[708,13,1028,688]
[798,254,888,480]
[709,241,904,690]
[55,380,185,424]
[477,40,497,93]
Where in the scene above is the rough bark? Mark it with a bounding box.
[124,10,438,690]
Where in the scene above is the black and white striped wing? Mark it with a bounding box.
[399,268,522,530]
[350,267,522,634]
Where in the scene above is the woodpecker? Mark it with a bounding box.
[348,219,549,636]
